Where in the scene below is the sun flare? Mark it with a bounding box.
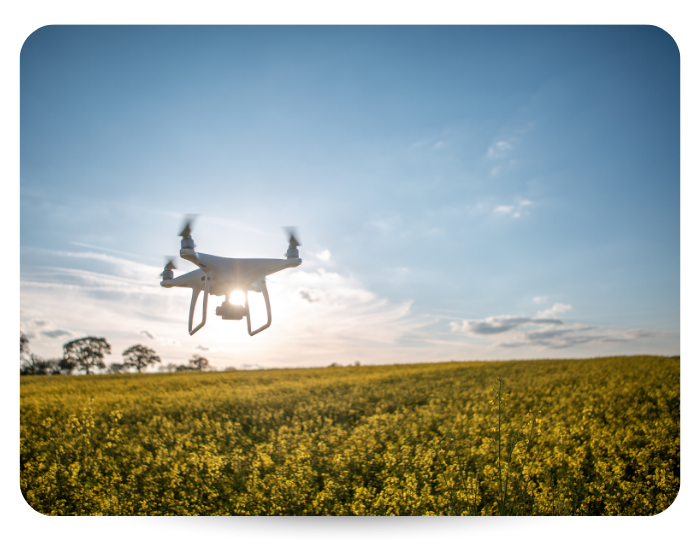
[230,290,246,305]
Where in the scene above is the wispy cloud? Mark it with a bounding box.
[536,302,572,318]
[451,315,563,336]
[315,250,331,261]
[41,329,72,339]
[450,303,664,351]
[69,241,153,261]
[487,140,513,159]
[20,319,78,343]
[493,199,532,218]
[20,248,436,368]
[494,205,514,215]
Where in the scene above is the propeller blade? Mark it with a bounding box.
[179,215,198,239]
[284,226,301,248]
[160,257,177,277]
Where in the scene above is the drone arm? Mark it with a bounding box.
[246,279,272,336]
[188,276,211,335]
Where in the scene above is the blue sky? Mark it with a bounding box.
[19,25,680,369]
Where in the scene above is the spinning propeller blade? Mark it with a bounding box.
[179,215,198,239]
[160,257,177,277]
[285,226,301,248]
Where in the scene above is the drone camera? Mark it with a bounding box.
[216,300,247,321]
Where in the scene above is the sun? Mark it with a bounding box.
[230,290,246,305]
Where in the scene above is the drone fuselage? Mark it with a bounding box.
[161,252,301,296]
[161,249,301,336]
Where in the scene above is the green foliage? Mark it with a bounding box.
[21,332,30,355]
[122,345,161,373]
[20,355,58,376]
[108,363,128,374]
[20,356,679,516]
[63,337,111,375]
[188,355,210,372]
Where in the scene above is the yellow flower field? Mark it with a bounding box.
[20,356,680,516]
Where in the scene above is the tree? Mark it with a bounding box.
[20,355,73,376]
[20,333,31,373]
[20,332,30,355]
[108,362,127,374]
[159,363,179,373]
[188,355,210,372]
[56,358,75,375]
[21,354,53,376]
[122,344,160,373]
[63,337,111,375]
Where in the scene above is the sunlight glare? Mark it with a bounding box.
[231,290,246,305]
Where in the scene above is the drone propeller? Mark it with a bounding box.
[179,216,197,239]
[160,257,177,278]
[285,226,301,249]
[284,227,301,260]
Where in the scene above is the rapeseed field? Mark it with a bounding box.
[20,356,680,516]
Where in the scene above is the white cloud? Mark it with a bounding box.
[315,250,331,261]
[533,296,547,304]
[20,249,436,368]
[493,199,533,219]
[536,303,572,318]
[20,318,79,343]
[487,140,513,159]
[434,141,446,150]
[451,315,563,335]
[494,205,514,215]
[450,304,666,351]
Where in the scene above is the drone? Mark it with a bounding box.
[160,218,302,336]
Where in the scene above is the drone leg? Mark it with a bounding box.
[246,279,272,336]
[188,276,211,335]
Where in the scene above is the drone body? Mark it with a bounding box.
[161,221,302,336]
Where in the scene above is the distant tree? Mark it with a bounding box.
[122,344,161,373]
[20,354,52,376]
[159,363,179,373]
[63,337,111,375]
[56,358,75,375]
[20,333,31,373]
[188,355,210,371]
[108,362,128,374]
[20,332,30,355]
[20,355,73,376]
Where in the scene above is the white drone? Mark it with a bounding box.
[160,218,302,336]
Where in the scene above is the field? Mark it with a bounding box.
[20,356,680,516]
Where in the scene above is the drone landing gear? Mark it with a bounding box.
[213,280,273,336]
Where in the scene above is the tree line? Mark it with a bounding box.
[20,333,211,375]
